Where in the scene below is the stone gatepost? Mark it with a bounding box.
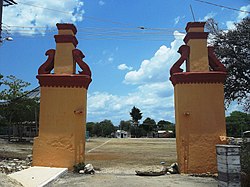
[216,145,241,187]
[32,23,92,169]
[170,22,227,174]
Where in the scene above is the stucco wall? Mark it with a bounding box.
[174,83,226,173]
[33,87,87,169]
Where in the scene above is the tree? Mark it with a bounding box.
[206,18,250,112]
[226,111,250,137]
[141,117,156,133]
[0,75,30,100]
[0,74,3,86]
[130,106,143,138]
[157,120,174,130]
[99,119,116,137]
[0,75,39,141]
[157,120,176,138]
[119,120,131,131]
[86,122,96,137]
[130,106,142,126]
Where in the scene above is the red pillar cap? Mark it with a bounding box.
[185,22,206,32]
[56,23,77,35]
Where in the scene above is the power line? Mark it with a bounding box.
[16,1,178,30]
[194,0,250,14]
[16,1,138,28]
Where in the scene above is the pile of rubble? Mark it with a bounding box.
[0,155,32,174]
[189,172,218,178]
[135,162,179,176]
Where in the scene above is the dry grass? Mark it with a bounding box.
[85,138,177,172]
[0,139,32,160]
[0,138,177,173]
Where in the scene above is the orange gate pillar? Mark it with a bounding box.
[170,22,227,174]
[32,23,92,169]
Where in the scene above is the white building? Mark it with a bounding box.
[115,130,128,138]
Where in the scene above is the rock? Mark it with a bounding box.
[10,163,16,167]
[21,166,29,170]
[79,170,85,174]
[27,154,33,161]
[84,164,95,174]
[160,166,167,173]
[168,162,179,174]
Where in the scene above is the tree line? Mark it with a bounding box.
[86,117,175,138]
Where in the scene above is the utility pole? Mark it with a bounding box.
[0,0,3,41]
[0,0,17,41]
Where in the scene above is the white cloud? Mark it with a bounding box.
[117,64,133,71]
[226,21,236,30]
[108,57,114,62]
[124,31,184,85]
[98,0,105,6]
[87,31,185,124]
[226,4,249,30]
[87,83,175,124]
[174,16,185,25]
[174,16,180,25]
[203,12,217,21]
[3,0,84,35]
[237,5,250,20]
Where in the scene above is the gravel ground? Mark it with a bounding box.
[52,172,218,187]
[0,173,23,187]
[0,138,219,187]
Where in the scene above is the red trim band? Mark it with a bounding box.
[37,74,92,89]
[170,72,227,86]
[185,22,206,32]
[56,23,77,34]
[54,35,78,47]
[184,32,208,44]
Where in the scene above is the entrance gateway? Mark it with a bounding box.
[32,22,227,174]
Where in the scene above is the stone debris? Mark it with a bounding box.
[135,162,180,176]
[167,162,179,174]
[0,155,32,174]
[79,164,95,175]
[189,172,218,178]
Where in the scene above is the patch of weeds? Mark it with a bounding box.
[73,162,85,173]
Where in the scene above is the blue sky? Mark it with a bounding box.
[0,0,249,125]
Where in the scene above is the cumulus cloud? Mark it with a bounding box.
[226,4,249,30]
[237,5,250,20]
[98,0,105,6]
[124,31,184,85]
[226,21,236,30]
[87,84,175,124]
[117,64,133,71]
[203,12,217,21]
[87,31,185,124]
[3,0,84,35]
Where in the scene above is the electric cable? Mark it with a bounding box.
[194,0,250,14]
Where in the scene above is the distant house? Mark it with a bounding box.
[158,130,173,138]
[115,130,128,138]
